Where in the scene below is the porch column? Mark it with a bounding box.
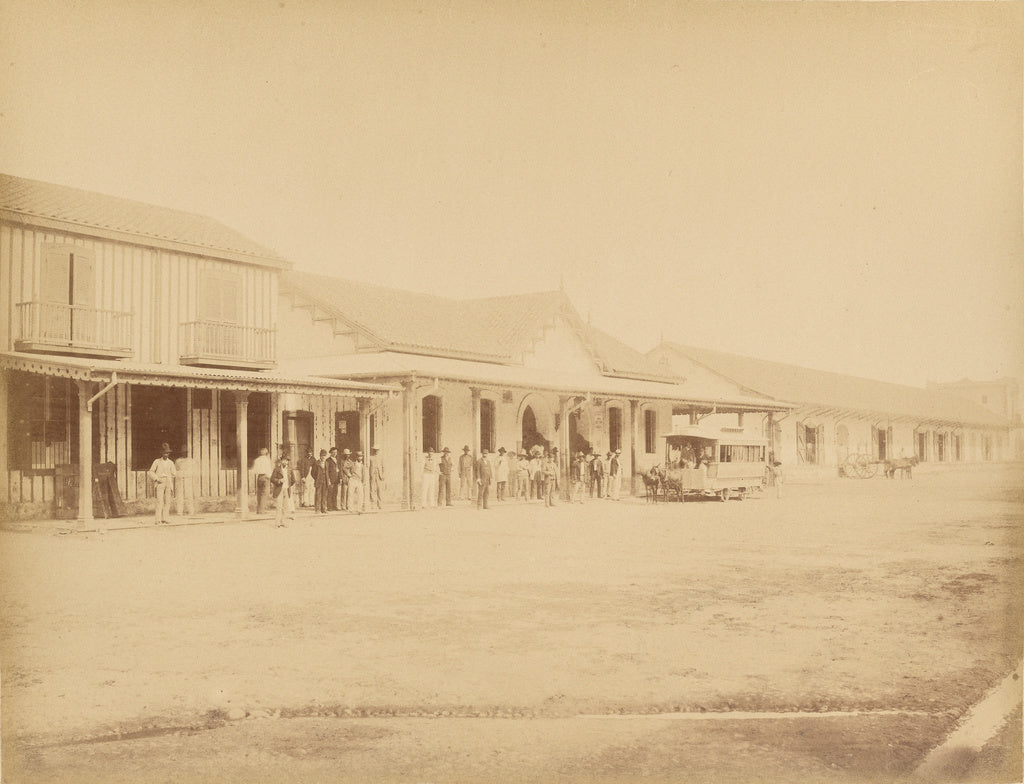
[235,391,249,519]
[358,397,370,512]
[558,396,571,500]
[767,412,775,462]
[629,399,639,496]
[0,371,8,506]
[76,379,95,524]
[471,387,481,474]
[402,380,414,510]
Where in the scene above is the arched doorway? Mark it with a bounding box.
[569,408,591,456]
[522,406,549,453]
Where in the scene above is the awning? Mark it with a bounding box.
[279,351,795,412]
[0,351,399,398]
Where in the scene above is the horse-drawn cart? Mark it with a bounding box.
[841,454,919,479]
[656,429,768,501]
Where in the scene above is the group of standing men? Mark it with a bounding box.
[419,445,625,511]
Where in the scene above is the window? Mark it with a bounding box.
[131,386,187,470]
[422,395,442,453]
[41,245,94,307]
[480,399,495,453]
[644,409,657,453]
[199,271,241,323]
[608,407,622,453]
[7,372,71,470]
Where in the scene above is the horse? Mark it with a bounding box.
[884,456,919,479]
[643,465,665,503]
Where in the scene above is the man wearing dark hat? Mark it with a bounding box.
[571,451,587,504]
[369,446,385,510]
[458,445,473,501]
[475,448,493,509]
[326,447,340,511]
[610,449,622,500]
[314,449,329,513]
[147,443,177,524]
[438,447,453,507]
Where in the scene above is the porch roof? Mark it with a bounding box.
[279,351,794,412]
[0,352,398,398]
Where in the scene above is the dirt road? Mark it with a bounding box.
[2,464,1021,783]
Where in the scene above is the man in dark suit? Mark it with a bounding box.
[475,449,493,510]
[326,447,340,511]
[313,449,328,513]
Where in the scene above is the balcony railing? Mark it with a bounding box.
[15,301,133,358]
[179,321,276,369]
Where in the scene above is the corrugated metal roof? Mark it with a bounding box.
[653,343,1009,428]
[279,351,792,410]
[0,352,396,397]
[0,173,287,266]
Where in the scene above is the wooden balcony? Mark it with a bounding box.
[15,301,133,358]
[179,321,276,370]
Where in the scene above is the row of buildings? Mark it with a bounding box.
[1,174,1017,521]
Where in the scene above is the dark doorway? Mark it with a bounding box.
[569,409,591,456]
[421,395,441,453]
[522,406,549,453]
[130,385,187,470]
[282,411,314,461]
[335,410,360,455]
[480,399,495,453]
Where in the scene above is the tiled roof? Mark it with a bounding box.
[653,342,1009,428]
[282,270,575,362]
[0,173,287,265]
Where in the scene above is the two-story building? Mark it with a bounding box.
[0,174,394,522]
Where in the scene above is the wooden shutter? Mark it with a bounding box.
[71,253,94,306]
[41,250,71,303]
[796,423,806,463]
[816,425,825,465]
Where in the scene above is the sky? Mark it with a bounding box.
[1,0,1021,387]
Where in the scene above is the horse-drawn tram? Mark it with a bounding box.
[660,429,769,501]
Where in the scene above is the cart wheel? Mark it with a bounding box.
[854,454,877,479]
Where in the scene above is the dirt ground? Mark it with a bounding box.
[1,464,1021,783]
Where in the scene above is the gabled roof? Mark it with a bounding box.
[0,173,288,268]
[282,270,585,363]
[582,324,680,382]
[652,342,1009,428]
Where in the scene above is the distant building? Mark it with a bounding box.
[928,378,1023,461]
[647,343,1013,474]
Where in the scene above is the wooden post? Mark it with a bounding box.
[76,379,95,524]
[235,391,249,519]
[629,399,639,496]
[358,397,370,512]
[558,396,571,500]
[402,380,414,510]
[471,387,481,478]
[0,371,8,508]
